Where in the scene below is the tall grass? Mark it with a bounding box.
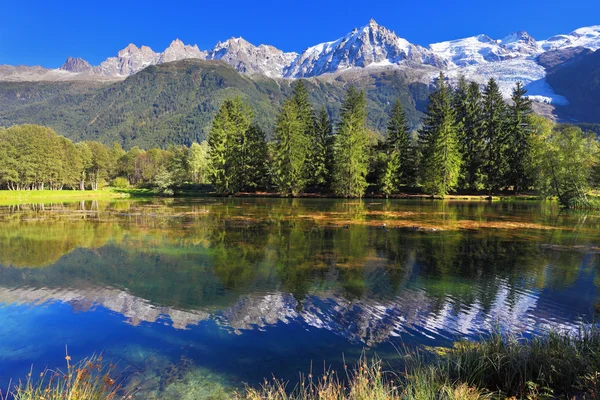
[4,327,600,399]
[240,327,600,399]
[442,327,600,398]
[1,350,124,400]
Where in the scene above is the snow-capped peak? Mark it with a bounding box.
[429,32,534,68]
[208,37,298,77]
[283,19,445,78]
[499,31,540,55]
[540,25,600,51]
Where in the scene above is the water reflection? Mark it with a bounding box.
[0,199,598,390]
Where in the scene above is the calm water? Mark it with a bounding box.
[0,198,599,397]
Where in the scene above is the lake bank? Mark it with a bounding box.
[0,188,547,204]
[0,188,154,206]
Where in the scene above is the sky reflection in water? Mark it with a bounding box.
[0,198,598,394]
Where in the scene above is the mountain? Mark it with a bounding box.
[210,37,298,77]
[546,48,600,123]
[60,57,93,73]
[2,20,600,138]
[158,39,207,64]
[540,26,600,52]
[0,59,430,149]
[1,21,598,101]
[283,19,445,78]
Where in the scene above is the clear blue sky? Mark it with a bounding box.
[1,0,598,67]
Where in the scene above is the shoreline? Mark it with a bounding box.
[0,188,547,206]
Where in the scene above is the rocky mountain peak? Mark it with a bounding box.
[284,19,445,78]
[117,43,139,57]
[59,56,92,73]
[209,37,298,77]
[169,38,185,48]
[500,31,539,54]
[160,39,206,63]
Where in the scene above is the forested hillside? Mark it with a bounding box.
[0,60,430,149]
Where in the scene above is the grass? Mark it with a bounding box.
[4,329,600,399]
[0,188,154,206]
[1,349,125,400]
[239,327,600,400]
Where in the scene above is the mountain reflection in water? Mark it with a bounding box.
[0,198,598,391]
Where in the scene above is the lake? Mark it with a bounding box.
[0,198,598,398]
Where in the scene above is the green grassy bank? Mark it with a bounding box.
[0,188,155,206]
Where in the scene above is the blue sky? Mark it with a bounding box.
[1,0,599,67]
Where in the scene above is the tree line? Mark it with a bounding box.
[206,76,599,206]
[0,125,210,194]
[0,75,598,207]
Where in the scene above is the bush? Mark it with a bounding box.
[111,177,130,189]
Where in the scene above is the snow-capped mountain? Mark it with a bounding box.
[210,37,298,78]
[283,19,446,78]
[428,26,599,104]
[1,21,600,105]
[540,25,600,52]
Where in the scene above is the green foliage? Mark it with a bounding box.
[506,82,534,192]
[312,107,333,189]
[273,100,309,195]
[418,73,462,196]
[482,78,509,193]
[332,87,370,198]
[153,166,175,196]
[380,99,412,195]
[454,78,485,191]
[0,125,95,190]
[207,97,254,194]
[0,61,432,150]
[240,125,269,191]
[189,141,211,184]
[538,123,599,207]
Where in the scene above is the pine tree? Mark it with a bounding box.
[313,107,333,189]
[454,79,485,191]
[241,125,268,192]
[332,86,370,198]
[506,81,534,193]
[273,99,310,195]
[418,72,462,196]
[207,97,252,194]
[381,99,411,196]
[292,80,325,189]
[482,78,509,193]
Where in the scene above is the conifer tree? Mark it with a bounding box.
[454,79,485,191]
[240,125,268,191]
[332,86,370,198]
[381,99,411,196]
[482,78,509,193]
[313,107,333,189]
[273,99,309,195]
[506,81,534,192]
[207,97,252,194]
[292,80,327,189]
[418,72,462,196]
